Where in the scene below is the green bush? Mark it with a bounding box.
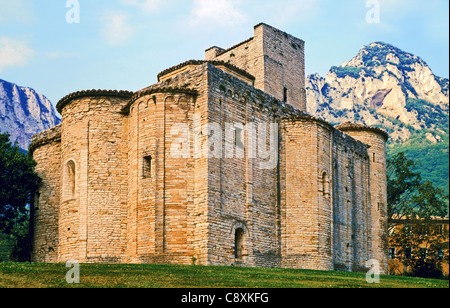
[405,99,449,130]
[409,259,444,280]
[362,42,419,67]
[330,66,376,79]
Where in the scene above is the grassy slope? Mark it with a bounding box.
[0,262,448,288]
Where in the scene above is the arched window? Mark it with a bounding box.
[64,160,76,200]
[234,228,245,260]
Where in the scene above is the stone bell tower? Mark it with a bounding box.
[206,23,306,112]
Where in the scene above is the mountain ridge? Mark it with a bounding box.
[306,41,448,141]
[0,78,61,150]
[306,41,449,194]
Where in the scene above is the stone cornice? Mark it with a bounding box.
[121,87,199,115]
[157,60,255,83]
[337,122,389,141]
[56,89,134,114]
[29,124,62,155]
[214,37,254,57]
[281,113,335,131]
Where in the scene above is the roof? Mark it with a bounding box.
[214,37,254,57]
[157,60,255,83]
[282,113,334,130]
[28,124,62,155]
[336,122,389,141]
[121,87,198,115]
[56,89,134,113]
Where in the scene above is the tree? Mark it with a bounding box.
[387,152,421,224]
[0,132,40,261]
[388,152,448,225]
[387,152,449,278]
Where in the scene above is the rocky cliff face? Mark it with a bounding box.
[0,79,61,150]
[306,42,449,143]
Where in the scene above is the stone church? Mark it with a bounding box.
[30,23,389,273]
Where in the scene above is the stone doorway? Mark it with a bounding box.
[234,228,245,260]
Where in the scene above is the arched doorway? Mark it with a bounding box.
[234,228,245,260]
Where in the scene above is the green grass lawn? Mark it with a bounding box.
[0,262,448,288]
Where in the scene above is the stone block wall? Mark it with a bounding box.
[337,126,389,274]
[279,118,333,270]
[56,92,132,263]
[123,64,211,265]
[331,130,372,272]
[205,63,286,268]
[127,91,198,265]
[279,117,380,272]
[260,24,306,112]
[206,23,306,112]
[30,125,62,263]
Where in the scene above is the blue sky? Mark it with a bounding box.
[0,0,448,109]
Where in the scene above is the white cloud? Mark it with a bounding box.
[120,0,163,12]
[189,0,246,27]
[0,37,34,72]
[100,10,134,46]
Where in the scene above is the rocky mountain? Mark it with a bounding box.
[0,79,61,150]
[306,42,449,143]
[306,42,449,194]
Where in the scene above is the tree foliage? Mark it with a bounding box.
[387,152,449,278]
[387,152,448,223]
[0,132,40,260]
[389,218,448,279]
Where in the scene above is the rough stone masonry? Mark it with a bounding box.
[30,23,389,273]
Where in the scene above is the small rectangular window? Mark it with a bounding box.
[389,248,396,259]
[235,128,245,150]
[404,247,412,260]
[143,156,152,179]
[283,87,288,103]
